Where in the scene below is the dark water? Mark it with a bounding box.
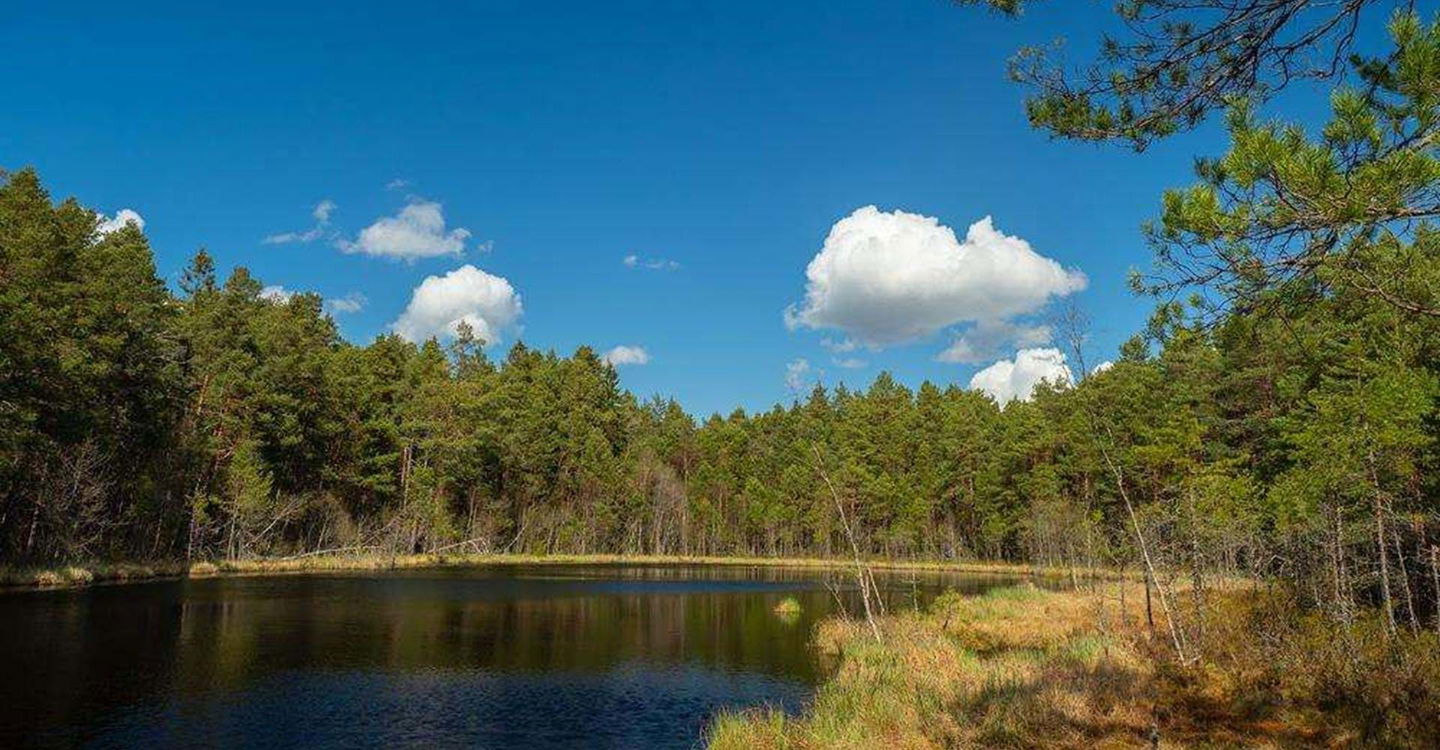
[0,564,1021,749]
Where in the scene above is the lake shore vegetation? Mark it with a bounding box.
[0,553,1081,591]
[3,1,1439,745]
[709,582,1440,748]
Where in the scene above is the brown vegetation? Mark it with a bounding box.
[709,583,1440,749]
[0,553,1098,591]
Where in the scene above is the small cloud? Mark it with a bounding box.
[1091,361,1114,375]
[391,264,521,344]
[623,253,680,271]
[264,199,337,245]
[821,337,858,353]
[340,200,471,262]
[969,348,1073,404]
[785,358,812,392]
[95,209,145,236]
[602,345,650,367]
[312,199,336,223]
[264,228,324,244]
[936,320,1051,364]
[833,357,866,369]
[324,292,366,315]
[385,178,411,191]
[259,285,295,303]
[261,286,365,314]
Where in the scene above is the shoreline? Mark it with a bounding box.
[0,553,1123,593]
[705,582,1437,748]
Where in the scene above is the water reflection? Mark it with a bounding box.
[0,564,1021,749]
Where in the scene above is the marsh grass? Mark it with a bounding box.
[708,583,1440,749]
[714,584,1152,750]
[774,596,803,624]
[1,561,192,588]
[1,553,1101,591]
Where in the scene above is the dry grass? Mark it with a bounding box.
[1,552,1114,592]
[1,561,192,589]
[709,583,1440,749]
[712,583,1158,750]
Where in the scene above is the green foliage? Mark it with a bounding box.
[952,0,1029,17]
[0,168,183,559]
[1,11,1438,636]
[973,1,1387,150]
[1142,13,1440,318]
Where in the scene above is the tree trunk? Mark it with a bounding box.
[1370,450,1397,636]
[1394,532,1420,632]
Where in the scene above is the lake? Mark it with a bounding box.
[0,564,1023,749]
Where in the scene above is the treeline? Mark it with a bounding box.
[4,13,1440,631]
[2,160,1436,626]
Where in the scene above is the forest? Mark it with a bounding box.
[5,2,1439,746]
[2,4,1439,639]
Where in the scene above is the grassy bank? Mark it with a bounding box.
[0,553,1115,592]
[709,583,1440,749]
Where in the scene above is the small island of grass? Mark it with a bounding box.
[772,596,802,621]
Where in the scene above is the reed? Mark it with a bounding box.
[708,583,1440,749]
[1,553,1114,592]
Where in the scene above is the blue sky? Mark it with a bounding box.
[3,0,1399,416]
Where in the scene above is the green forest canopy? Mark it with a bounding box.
[0,7,1437,631]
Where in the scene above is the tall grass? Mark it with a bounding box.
[708,583,1440,749]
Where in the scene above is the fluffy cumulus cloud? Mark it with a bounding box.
[602,345,650,367]
[95,209,145,236]
[391,265,521,344]
[341,201,471,261]
[785,206,1086,349]
[969,348,1074,404]
[1091,360,1115,375]
[264,199,337,245]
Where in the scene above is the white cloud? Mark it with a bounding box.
[312,199,336,223]
[969,347,1073,404]
[385,178,411,191]
[95,209,145,236]
[602,345,650,367]
[325,292,366,315]
[785,206,1086,348]
[264,199,337,244]
[785,358,812,392]
[264,228,325,244]
[623,253,680,271]
[259,285,294,303]
[821,337,858,353]
[833,357,867,369]
[391,264,521,344]
[936,320,1052,364]
[261,286,364,314]
[1091,360,1114,375]
[340,201,471,261]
